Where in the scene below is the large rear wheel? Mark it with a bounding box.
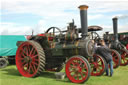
[65,55,91,83]
[16,41,45,77]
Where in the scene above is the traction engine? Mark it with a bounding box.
[104,17,128,66]
[15,5,95,83]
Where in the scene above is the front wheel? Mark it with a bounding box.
[90,54,107,76]
[65,55,91,83]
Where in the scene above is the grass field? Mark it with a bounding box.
[0,65,128,85]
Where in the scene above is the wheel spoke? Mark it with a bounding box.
[30,63,35,73]
[33,59,39,61]
[31,63,37,72]
[21,48,28,56]
[23,63,28,68]
[31,54,38,59]
[82,72,87,75]
[69,70,75,73]
[96,68,99,73]
[78,61,82,67]
[77,74,79,80]
[29,47,34,56]
[80,72,84,79]
[97,66,101,71]
[71,62,75,66]
[21,61,26,66]
[72,74,77,79]
[28,63,31,73]
[31,62,38,66]
[25,47,29,56]
[98,59,101,63]
[31,49,36,57]
[18,57,24,60]
[123,58,126,63]
[21,52,27,58]
[27,45,31,54]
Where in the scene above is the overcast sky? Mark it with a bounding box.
[0,0,128,36]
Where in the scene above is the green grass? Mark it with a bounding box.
[0,65,128,85]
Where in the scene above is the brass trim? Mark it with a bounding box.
[75,40,80,46]
[63,43,66,48]
[78,5,88,10]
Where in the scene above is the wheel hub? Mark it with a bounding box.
[24,56,32,63]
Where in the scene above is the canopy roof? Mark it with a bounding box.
[88,25,103,31]
[0,35,26,56]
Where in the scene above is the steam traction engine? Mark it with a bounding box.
[104,17,128,66]
[15,5,95,83]
[88,23,122,69]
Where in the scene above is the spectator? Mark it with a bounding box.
[93,39,113,77]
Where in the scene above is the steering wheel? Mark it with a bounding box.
[45,27,62,39]
[90,31,100,40]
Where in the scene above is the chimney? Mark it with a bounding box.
[112,17,118,42]
[78,5,89,39]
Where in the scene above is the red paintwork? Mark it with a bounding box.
[111,50,120,68]
[38,34,46,37]
[65,57,89,83]
[26,35,32,40]
[126,44,128,50]
[120,49,128,66]
[91,54,105,76]
[38,33,54,41]
[16,42,40,77]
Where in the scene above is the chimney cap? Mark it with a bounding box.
[113,17,118,20]
[105,31,109,34]
[78,5,88,10]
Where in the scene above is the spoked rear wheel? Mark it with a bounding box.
[111,49,121,68]
[65,55,91,83]
[120,49,128,66]
[16,41,45,77]
[90,54,106,76]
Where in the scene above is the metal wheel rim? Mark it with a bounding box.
[16,42,40,77]
[65,57,89,83]
[91,54,105,76]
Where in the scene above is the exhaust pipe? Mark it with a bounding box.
[112,17,118,42]
[78,5,89,39]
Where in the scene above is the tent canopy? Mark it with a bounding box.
[0,35,26,56]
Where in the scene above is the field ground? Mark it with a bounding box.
[0,65,128,85]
